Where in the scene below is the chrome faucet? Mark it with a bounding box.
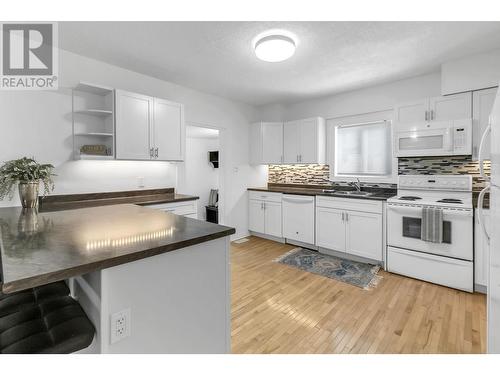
[350,178,361,192]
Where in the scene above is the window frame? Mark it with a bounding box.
[327,111,397,184]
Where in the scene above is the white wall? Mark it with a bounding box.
[441,48,500,95]
[257,72,441,121]
[0,49,265,239]
[179,136,220,220]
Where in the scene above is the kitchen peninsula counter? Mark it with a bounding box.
[0,204,234,353]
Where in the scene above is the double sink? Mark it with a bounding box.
[321,189,374,197]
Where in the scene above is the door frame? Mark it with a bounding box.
[179,121,226,225]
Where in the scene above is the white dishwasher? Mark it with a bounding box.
[282,194,315,245]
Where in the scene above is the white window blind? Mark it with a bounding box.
[334,120,392,176]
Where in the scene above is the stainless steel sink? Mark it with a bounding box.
[333,191,373,197]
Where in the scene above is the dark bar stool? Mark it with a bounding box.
[0,281,95,354]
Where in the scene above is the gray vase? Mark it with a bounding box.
[18,181,40,208]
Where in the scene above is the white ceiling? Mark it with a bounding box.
[60,22,500,106]
[186,125,219,139]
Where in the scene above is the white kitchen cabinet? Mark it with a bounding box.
[248,191,282,237]
[249,122,284,165]
[345,210,383,260]
[145,199,199,219]
[283,117,325,164]
[153,98,185,161]
[472,87,497,160]
[394,92,472,124]
[115,90,185,161]
[475,208,490,290]
[249,199,265,233]
[315,196,383,262]
[283,121,300,163]
[429,92,472,121]
[115,90,153,160]
[316,207,345,251]
[264,201,283,238]
[282,194,315,244]
[394,99,429,123]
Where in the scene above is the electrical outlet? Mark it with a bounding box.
[110,308,131,344]
[137,177,145,188]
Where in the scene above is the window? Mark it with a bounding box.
[334,120,392,177]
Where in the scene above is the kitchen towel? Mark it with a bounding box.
[421,206,443,243]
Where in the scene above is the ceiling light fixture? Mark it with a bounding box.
[254,32,296,62]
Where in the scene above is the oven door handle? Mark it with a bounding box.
[387,204,472,216]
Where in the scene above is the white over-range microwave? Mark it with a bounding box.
[394,119,472,157]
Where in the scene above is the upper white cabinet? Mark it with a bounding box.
[249,122,283,165]
[394,92,472,124]
[153,98,185,161]
[250,118,325,165]
[430,93,472,121]
[115,89,184,161]
[115,90,153,160]
[472,87,497,160]
[283,117,326,164]
[394,98,429,123]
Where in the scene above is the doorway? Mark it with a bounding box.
[177,122,225,224]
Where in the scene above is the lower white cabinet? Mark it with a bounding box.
[282,194,315,245]
[145,200,198,219]
[248,191,282,237]
[316,207,345,250]
[346,211,383,260]
[316,196,383,261]
[475,208,490,290]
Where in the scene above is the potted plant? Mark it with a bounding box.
[0,157,55,208]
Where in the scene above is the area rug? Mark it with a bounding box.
[274,248,382,290]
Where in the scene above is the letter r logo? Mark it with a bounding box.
[2,23,53,75]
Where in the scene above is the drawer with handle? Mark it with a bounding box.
[145,200,198,217]
[248,191,283,202]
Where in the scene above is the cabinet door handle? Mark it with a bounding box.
[341,212,344,222]
[296,155,299,162]
[424,111,428,121]
[430,110,434,120]
[345,212,349,222]
[150,148,154,158]
[299,155,302,162]
[155,148,159,158]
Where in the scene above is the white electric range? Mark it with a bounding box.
[386,174,474,292]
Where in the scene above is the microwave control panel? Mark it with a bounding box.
[453,126,469,153]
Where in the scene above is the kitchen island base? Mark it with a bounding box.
[72,236,230,354]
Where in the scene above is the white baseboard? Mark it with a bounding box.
[474,284,487,294]
[318,247,384,266]
[286,238,317,251]
[248,231,286,243]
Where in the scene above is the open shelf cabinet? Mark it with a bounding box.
[72,82,115,160]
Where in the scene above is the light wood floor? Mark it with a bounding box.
[230,236,486,354]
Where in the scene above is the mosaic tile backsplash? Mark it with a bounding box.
[398,156,490,190]
[268,156,490,190]
[268,164,331,186]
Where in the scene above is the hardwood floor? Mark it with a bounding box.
[230,236,486,354]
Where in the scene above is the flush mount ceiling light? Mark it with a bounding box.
[254,32,296,62]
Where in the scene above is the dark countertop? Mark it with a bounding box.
[39,188,198,212]
[0,204,234,294]
[248,184,397,201]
